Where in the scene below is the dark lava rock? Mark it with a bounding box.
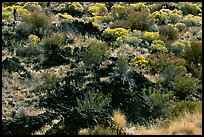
[2,57,25,72]
[2,111,58,135]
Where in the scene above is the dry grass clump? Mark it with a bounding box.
[132,111,202,135]
[112,109,126,129]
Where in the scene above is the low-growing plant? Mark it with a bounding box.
[111,4,128,20]
[79,125,117,135]
[141,87,176,121]
[56,13,73,20]
[65,2,83,12]
[43,72,57,88]
[115,35,142,47]
[23,2,42,12]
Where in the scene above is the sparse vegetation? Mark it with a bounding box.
[2,2,202,135]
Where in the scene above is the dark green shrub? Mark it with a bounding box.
[115,56,128,75]
[141,87,176,121]
[170,75,199,100]
[159,24,178,40]
[42,33,67,67]
[184,40,202,65]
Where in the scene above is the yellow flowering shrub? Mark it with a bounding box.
[103,28,129,37]
[129,55,149,67]
[28,34,40,42]
[129,2,150,13]
[111,4,125,10]
[2,5,28,20]
[152,9,182,25]
[143,32,159,41]
[88,3,108,16]
[182,14,202,27]
[65,2,83,12]
[23,2,42,12]
[170,41,186,54]
[115,34,143,47]
[56,13,73,20]
[110,4,128,20]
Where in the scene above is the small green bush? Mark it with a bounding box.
[141,87,176,120]
[175,22,186,31]
[43,33,65,49]
[115,56,128,74]
[150,39,168,52]
[184,40,202,65]
[170,41,186,55]
[82,38,108,68]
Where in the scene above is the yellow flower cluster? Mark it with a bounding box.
[28,34,40,42]
[65,2,83,12]
[129,55,148,67]
[143,32,159,40]
[2,5,28,20]
[88,3,108,16]
[111,4,125,9]
[151,43,163,48]
[56,13,73,20]
[130,2,150,12]
[103,28,129,37]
